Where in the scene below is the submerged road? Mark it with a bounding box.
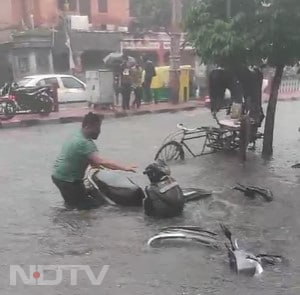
[1,101,300,294]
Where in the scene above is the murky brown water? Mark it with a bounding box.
[1,101,300,294]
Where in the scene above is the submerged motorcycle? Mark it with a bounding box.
[84,160,212,217]
[146,224,285,277]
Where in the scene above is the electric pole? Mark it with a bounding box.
[226,0,232,19]
[169,0,182,104]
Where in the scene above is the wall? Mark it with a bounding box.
[35,0,59,27]
[90,0,130,27]
[11,0,23,26]
[37,0,131,28]
[10,47,54,80]
[0,0,130,30]
[0,0,13,29]
[0,0,54,29]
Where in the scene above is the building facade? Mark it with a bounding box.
[0,0,196,85]
[0,0,130,30]
[0,0,130,83]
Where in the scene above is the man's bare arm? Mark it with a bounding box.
[88,152,137,172]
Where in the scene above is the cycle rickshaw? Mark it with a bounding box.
[154,67,265,163]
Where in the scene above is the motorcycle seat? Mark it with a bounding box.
[93,170,138,189]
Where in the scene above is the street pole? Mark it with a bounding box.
[169,0,182,104]
[226,0,232,19]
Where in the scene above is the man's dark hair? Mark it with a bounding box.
[82,112,103,128]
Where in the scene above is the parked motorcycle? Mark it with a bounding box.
[0,82,53,120]
[0,96,17,121]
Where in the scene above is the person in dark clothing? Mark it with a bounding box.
[131,64,143,109]
[142,57,156,103]
[52,112,137,210]
[113,73,121,105]
[120,57,132,110]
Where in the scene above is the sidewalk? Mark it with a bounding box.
[262,92,300,102]
[0,100,206,129]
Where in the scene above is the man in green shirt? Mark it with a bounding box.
[52,112,137,210]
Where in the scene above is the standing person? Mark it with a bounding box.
[52,112,137,210]
[113,73,121,106]
[142,56,156,104]
[131,63,143,109]
[120,56,132,110]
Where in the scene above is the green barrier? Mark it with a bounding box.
[142,87,170,103]
[152,88,170,102]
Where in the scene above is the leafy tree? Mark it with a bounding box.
[129,0,194,33]
[129,0,172,32]
[185,0,300,156]
[254,0,300,156]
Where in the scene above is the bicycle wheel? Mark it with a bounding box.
[239,115,251,162]
[154,141,185,162]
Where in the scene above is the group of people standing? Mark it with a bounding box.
[115,55,157,111]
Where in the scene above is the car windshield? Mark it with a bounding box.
[16,78,34,87]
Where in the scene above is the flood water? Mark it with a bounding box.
[0,101,300,294]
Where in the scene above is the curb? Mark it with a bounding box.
[262,97,300,103]
[203,97,300,106]
[0,103,204,130]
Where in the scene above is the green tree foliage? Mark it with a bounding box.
[129,0,194,32]
[185,0,300,156]
[185,0,258,67]
[129,0,172,32]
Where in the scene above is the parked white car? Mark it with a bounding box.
[17,74,88,103]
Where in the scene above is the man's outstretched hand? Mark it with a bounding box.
[125,165,138,173]
[88,152,138,173]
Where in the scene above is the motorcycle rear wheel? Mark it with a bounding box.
[0,100,16,121]
[37,95,53,114]
[42,98,53,114]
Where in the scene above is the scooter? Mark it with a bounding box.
[84,162,213,208]
[220,224,284,276]
[146,224,285,277]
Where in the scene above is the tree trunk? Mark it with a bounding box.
[262,64,284,157]
[169,0,182,104]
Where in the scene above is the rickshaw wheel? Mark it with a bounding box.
[154,141,185,162]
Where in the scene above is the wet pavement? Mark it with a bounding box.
[0,101,300,295]
[0,100,204,129]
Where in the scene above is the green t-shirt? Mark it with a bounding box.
[52,130,98,182]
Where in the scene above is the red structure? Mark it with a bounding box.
[121,34,195,67]
[51,82,59,112]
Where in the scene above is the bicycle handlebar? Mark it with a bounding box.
[177,123,199,132]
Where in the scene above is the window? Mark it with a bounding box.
[18,57,30,74]
[98,0,108,12]
[36,80,45,86]
[17,78,33,87]
[36,51,50,72]
[61,77,84,89]
[37,78,60,87]
[58,0,77,11]
[129,0,136,17]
